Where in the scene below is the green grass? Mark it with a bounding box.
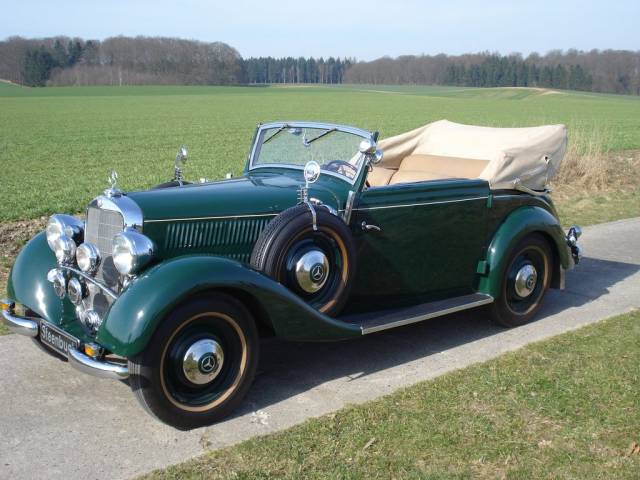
[1,84,640,221]
[143,310,640,479]
[556,188,640,227]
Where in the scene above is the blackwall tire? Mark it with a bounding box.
[128,293,259,430]
[488,233,553,328]
[250,204,356,317]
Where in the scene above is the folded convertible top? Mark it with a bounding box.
[378,120,568,191]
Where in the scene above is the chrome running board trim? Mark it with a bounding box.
[344,293,494,335]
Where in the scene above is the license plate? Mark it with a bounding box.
[39,321,80,357]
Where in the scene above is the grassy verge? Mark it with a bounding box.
[555,187,640,227]
[143,310,640,479]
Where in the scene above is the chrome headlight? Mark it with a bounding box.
[112,230,155,276]
[46,214,83,251]
[67,277,87,305]
[53,235,76,264]
[76,243,101,273]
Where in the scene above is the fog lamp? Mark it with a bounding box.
[67,277,87,306]
[47,269,67,299]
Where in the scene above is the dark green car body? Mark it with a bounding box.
[6,122,574,360]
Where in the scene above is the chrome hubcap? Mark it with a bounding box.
[182,339,224,385]
[295,250,329,293]
[514,264,538,298]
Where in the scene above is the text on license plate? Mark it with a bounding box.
[39,322,79,356]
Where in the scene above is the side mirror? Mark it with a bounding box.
[174,145,188,182]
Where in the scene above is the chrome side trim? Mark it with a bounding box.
[59,265,118,299]
[343,190,356,224]
[1,304,39,337]
[67,347,129,380]
[144,212,279,223]
[354,196,488,212]
[360,295,494,335]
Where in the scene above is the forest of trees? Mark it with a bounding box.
[344,50,640,95]
[244,57,353,84]
[0,36,639,95]
[0,36,244,86]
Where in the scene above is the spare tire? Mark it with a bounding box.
[250,204,356,317]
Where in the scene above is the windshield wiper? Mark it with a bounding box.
[303,128,337,146]
[263,124,289,144]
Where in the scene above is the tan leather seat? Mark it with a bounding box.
[367,166,397,187]
[388,154,490,185]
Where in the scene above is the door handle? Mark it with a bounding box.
[361,221,381,232]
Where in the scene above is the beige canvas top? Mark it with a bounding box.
[375,120,567,191]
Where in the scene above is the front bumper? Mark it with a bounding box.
[1,302,38,337]
[1,301,129,380]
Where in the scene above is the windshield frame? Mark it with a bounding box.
[247,121,375,185]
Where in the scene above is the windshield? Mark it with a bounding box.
[251,125,367,182]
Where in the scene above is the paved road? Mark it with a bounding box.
[1,218,638,480]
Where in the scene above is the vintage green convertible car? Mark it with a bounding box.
[3,120,581,429]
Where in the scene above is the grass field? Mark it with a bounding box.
[1,83,639,221]
[143,310,640,479]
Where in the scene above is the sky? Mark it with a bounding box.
[2,0,638,60]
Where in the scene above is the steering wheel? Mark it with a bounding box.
[324,160,358,178]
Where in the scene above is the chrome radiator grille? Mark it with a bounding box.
[85,207,124,289]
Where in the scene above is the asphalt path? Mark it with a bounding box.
[1,218,638,480]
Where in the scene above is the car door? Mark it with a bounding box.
[348,178,490,311]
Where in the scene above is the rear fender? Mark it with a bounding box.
[477,206,571,298]
[96,255,361,357]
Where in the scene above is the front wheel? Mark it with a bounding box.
[488,234,553,328]
[128,293,259,429]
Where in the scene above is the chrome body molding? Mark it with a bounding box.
[144,212,279,223]
[1,303,38,337]
[89,193,144,231]
[57,265,118,299]
[67,347,129,380]
[354,196,488,212]
[342,190,356,224]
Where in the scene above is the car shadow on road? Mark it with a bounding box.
[230,256,639,420]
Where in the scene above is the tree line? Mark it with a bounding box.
[0,36,638,95]
[344,50,640,95]
[441,55,593,91]
[244,57,354,84]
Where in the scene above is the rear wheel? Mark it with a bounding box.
[488,234,552,327]
[128,293,258,429]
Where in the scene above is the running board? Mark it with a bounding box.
[341,293,493,335]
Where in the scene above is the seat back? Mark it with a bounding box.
[388,154,490,185]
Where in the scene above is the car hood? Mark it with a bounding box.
[127,172,344,222]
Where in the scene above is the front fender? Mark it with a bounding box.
[96,255,361,357]
[477,206,571,298]
[7,232,78,329]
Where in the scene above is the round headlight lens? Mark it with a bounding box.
[53,235,76,264]
[112,231,155,276]
[46,218,64,250]
[76,243,101,273]
[67,277,86,306]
